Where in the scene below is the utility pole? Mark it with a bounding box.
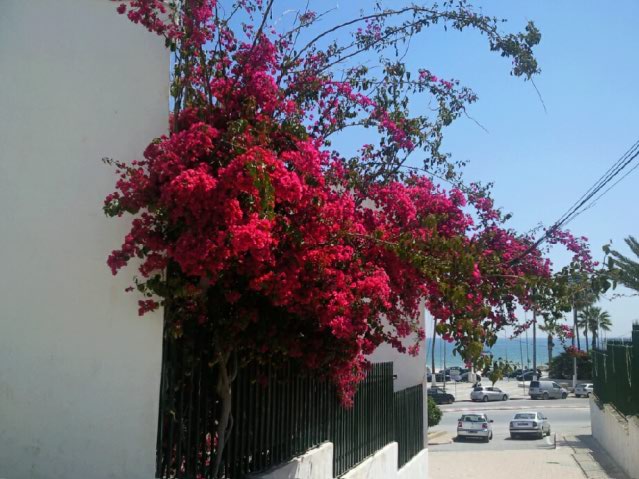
[532,310,537,377]
[572,300,578,390]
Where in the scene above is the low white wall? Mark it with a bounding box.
[590,399,639,478]
[251,443,333,479]
[249,442,427,479]
[397,448,428,479]
[341,442,399,479]
[0,1,168,478]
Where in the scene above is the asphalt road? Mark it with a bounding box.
[431,397,591,452]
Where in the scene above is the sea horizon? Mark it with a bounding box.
[425,335,572,371]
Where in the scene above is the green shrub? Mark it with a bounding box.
[428,396,442,427]
[549,351,592,379]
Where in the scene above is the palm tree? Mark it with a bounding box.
[539,320,556,366]
[578,306,611,350]
[598,314,613,348]
[609,236,639,293]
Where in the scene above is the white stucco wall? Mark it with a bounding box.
[340,442,399,479]
[367,308,427,392]
[590,400,639,479]
[0,1,168,478]
[397,448,428,479]
[367,307,428,449]
[250,443,334,479]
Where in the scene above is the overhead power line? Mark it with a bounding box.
[510,138,639,265]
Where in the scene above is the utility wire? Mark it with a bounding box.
[509,139,639,265]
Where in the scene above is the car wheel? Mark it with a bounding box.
[562,392,568,399]
[538,431,544,440]
[543,392,549,400]
[575,394,581,398]
[587,392,592,398]
[482,395,488,402]
[511,433,518,440]
[483,435,490,443]
[490,431,493,440]
[502,395,508,401]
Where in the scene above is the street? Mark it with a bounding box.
[428,383,629,478]
[433,397,590,451]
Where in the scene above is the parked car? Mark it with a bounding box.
[509,411,551,439]
[529,380,568,400]
[517,369,542,381]
[470,386,509,402]
[428,386,455,405]
[575,383,594,398]
[434,373,452,382]
[457,413,493,442]
[460,372,481,382]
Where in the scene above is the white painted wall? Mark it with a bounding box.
[367,308,427,392]
[251,443,334,479]
[397,448,428,479]
[248,441,428,479]
[367,307,428,449]
[0,1,168,478]
[590,400,639,478]
[340,442,399,479]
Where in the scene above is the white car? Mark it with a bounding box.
[509,411,551,439]
[470,386,509,402]
[575,383,594,398]
[457,413,493,442]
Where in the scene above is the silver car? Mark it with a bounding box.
[470,386,509,402]
[457,413,493,442]
[575,383,594,398]
[509,411,551,439]
[529,380,568,400]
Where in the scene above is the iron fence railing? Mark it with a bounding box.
[592,323,639,417]
[155,333,422,479]
[394,385,424,469]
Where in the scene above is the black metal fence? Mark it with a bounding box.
[156,342,423,479]
[592,323,639,417]
[394,385,424,469]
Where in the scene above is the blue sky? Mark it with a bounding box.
[292,1,639,336]
[409,0,639,336]
[253,1,639,335]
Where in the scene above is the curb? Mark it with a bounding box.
[442,405,589,413]
[427,431,453,445]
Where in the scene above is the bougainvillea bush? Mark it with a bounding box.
[105,0,592,473]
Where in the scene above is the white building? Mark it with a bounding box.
[0,2,427,478]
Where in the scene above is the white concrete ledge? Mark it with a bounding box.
[398,447,428,479]
[340,442,399,479]
[590,398,639,478]
[250,442,334,479]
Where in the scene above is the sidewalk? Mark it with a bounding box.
[429,435,627,479]
[562,435,630,479]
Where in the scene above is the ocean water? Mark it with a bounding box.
[425,336,563,371]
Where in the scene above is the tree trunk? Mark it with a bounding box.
[576,327,581,351]
[212,351,238,479]
[584,326,589,352]
[547,334,554,366]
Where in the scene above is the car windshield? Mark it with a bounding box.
[530,381,540,388]
[514,413,536,420]
[461,415,486,423]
